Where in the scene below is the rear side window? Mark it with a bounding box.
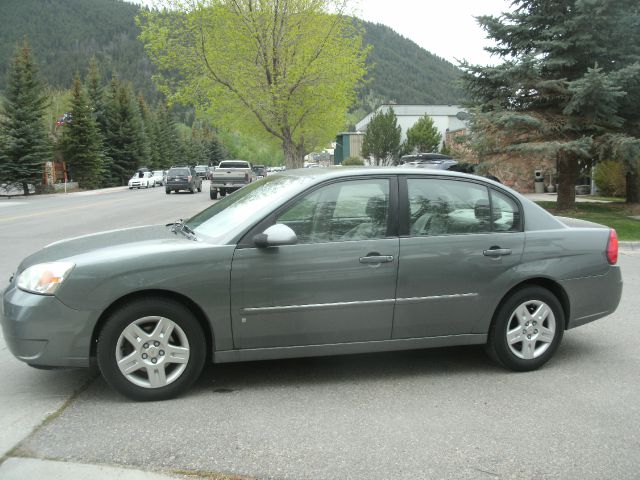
[407,178,491,236]
[219,161,250,169]
[491,189,522,232]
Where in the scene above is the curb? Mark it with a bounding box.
[619,241,640,251]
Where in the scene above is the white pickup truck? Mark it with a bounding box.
[210,160,256,200]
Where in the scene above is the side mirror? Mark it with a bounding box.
[253,224,298,248]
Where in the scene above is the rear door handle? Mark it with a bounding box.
[359,255,394,264]
[483,247,512,257]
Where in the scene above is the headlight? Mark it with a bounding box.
[17,262,75,295]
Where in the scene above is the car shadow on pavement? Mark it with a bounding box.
[192,345,502,394]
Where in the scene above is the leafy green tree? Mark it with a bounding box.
[361,107,401,165]
[139,0,369,168]
[61,73,105,189]
[405,114,441,153]
[463,0,640,209]
[0,40,50,195]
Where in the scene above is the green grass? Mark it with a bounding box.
[536,201,640,241]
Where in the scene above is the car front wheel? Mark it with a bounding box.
[210,190,218,200]
[97,298,206,401]
[486,286,564,371]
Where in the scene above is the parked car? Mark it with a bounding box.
[165,166,202,194]
[209,160,256,199]
[1,168,622,401]
[401,154,501,182]
[150,170,165,186]
[194,165,208,179]
[128,171,154,189]
[252,165,268,179]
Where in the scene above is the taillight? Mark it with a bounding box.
[244,173,249,182]
[188,175,192,182]
[606,229,618,265]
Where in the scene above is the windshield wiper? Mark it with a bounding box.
[166,219,197,241]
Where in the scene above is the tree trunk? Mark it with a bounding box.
[626,171,640,204]
[283,132,305,169]
[556,151,578,211]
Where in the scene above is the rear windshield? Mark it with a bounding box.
[169,168,190,176]
[219,161,250,169]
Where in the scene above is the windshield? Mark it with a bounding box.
[187,174,314,243]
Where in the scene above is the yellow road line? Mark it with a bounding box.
[0,198,124,223]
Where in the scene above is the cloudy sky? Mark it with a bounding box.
[126,0,512,66]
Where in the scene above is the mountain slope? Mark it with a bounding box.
[0,0,465,106]
[361,21,465,105]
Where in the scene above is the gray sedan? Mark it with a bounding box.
[1,168,622,401]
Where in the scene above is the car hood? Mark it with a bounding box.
[17,225,196,272]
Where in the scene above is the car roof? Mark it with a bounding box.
[277,166,500,186]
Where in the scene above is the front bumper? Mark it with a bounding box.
[1,284,97,368]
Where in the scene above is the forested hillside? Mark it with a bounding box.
[0,0,156,99]
[362,22,465,105]
[0,0,464,107]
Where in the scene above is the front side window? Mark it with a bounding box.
[407,178,491,236]
[277,179,390,244]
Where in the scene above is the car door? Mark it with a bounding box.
[393,176,525,339]
[230,176,399,349]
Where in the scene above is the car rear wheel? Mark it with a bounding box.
[97,298,206,401]
[210,190,218,200]
[486,286,564,371]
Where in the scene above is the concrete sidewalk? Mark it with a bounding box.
[524,192,612,203]
[0,457,187,480]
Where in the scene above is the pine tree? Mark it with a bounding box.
[103,77,147,185]
[155,103,180,169]
[0,40,50,195]
[361,107,401,166]
[85,57,107,136]
[405,114,442,154]
[61,73,105,190]
[463,0,640,209]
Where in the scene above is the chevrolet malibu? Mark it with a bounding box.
[2,169,622,401]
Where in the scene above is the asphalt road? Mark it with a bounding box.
[1,185,640,479]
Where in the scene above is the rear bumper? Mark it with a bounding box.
[561,266,623,329]
[1,284,96,368]
[166,181,193,190]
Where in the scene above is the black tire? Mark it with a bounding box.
[165,188,170,194]
[221,189,226,196]
[97,298,206,401]
[486,286,564,371]
[210,190,218,200]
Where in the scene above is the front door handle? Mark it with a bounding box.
[483,247,512,257]
[359,255,394,264]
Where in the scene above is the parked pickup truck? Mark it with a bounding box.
[210,160,256,199]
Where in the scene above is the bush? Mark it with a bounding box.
[342,156,364,166]
[594,160,626,197]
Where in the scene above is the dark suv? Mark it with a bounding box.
[165,166,202,194]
